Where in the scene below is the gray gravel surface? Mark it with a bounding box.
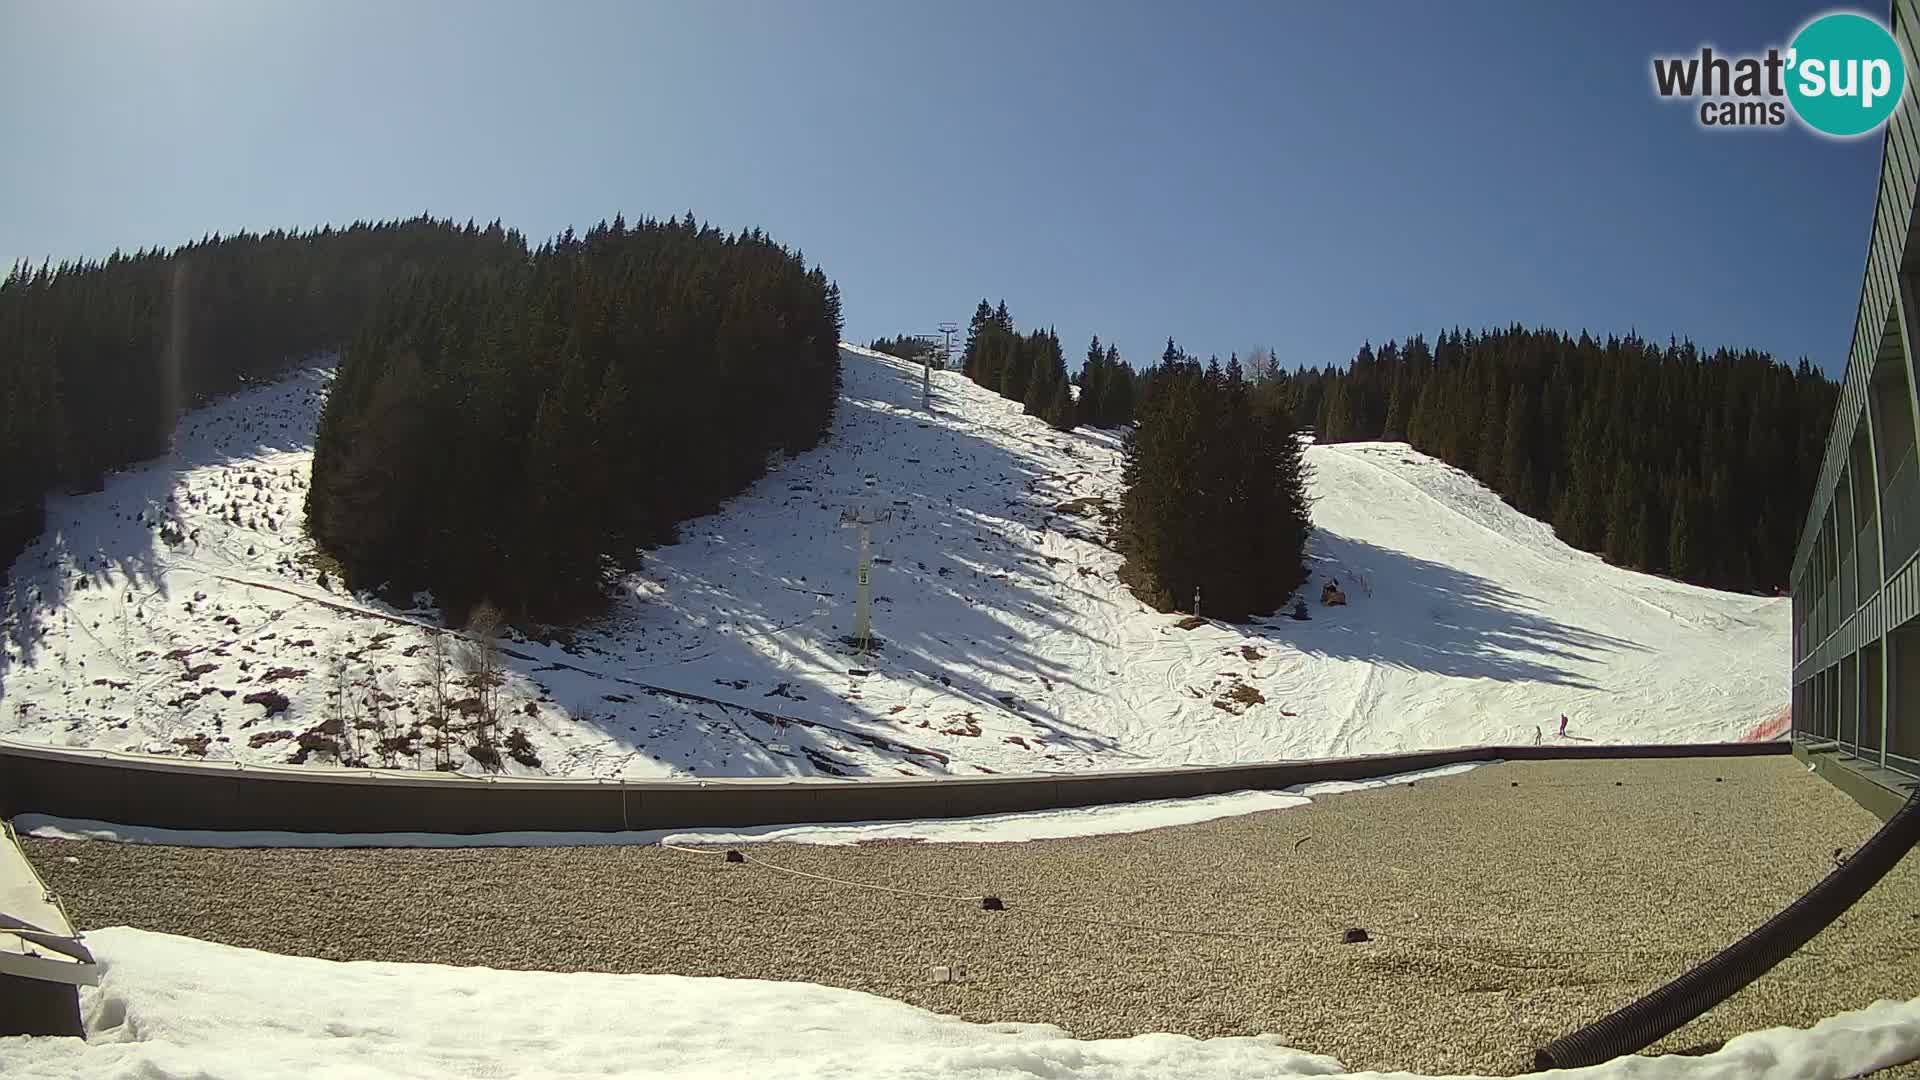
[23,756,1920,1076]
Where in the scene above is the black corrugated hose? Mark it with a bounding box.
[1534,785,1920,1072]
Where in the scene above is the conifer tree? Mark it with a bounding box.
[1118,340,1310,620]
[301,213,842,620]
[1669,484,1697,578]
[1081,334,1106,424]
[1099,345,1135,426]
[962,299,993,376]
[1500,386,1533,510]
[1001,333,1034,404]
[1046,376,1075,431]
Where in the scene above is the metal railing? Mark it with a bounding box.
[1857,519,1881,606]
[1882,453,1920,576]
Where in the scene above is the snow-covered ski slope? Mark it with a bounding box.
[0,346,1786,780]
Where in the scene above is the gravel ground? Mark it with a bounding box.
[22,755,1920,1076]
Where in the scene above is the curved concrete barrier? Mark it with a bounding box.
[0,737,1787,835]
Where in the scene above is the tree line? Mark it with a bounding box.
[0,217,526,575]
[306,213,843,623]
[956,301,1308,620]
[867,335,937,364]
[1256,326,1837,592]
[959,299,1139,430]
[1119,341,1313,620]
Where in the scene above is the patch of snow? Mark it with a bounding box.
[9,763,1484,848]
[1,928,1915,1079]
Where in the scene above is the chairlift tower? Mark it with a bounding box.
[937,322,959,370]
[839,506,893,652]
[911,332,942,411]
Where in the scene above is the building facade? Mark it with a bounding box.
[1791,0,1920,796]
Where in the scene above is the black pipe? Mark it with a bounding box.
[1534,786,1920,1071]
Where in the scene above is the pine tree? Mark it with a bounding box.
[1118,344,1309,620]
[1023,332,1057,417]
[1667,485,1695,579]
[1046,376,1075,431]
[1629,503,1653,571]
[1001,333,1034,403]
[1319,380,1353,442]
[1603,462,1637,563]
[962,299,992,376]
[1383,369,1411,440]
[1100,345,1134,426]
[1081,334,1106,425]
[300,213,842,620]
[1475,371,1506,489]
[1500,386,1532,510]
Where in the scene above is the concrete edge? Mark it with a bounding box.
[0,738,1789,835]
[1794,742,1917,822]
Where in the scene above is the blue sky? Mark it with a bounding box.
[0,1,1885,374]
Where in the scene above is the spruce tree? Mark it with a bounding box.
[1475,371,1506,489]
[302,213,842,620]
[1001,333,1034,404]
[1383,370,1411,440]
[1100,346,1134,426]
[1603,462,1637,563]
[1500,386,1532,510]
[1669,485,1696,579]
[1081,334,1106,425]
[1320,380,1353,442]
[1118,342,1310,620]
[962,299,992,376]
[1046,376,1075,431]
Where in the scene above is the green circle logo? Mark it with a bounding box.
[1787,13,1907,137]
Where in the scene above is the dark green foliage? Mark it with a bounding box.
[0,217,525,575]
[1254,326,1836,591]
[1118,342,1312,620]
[959,304,1130,432]
[999,331,1035,404]
[1045,376,1075,431]
[1097,345,1137,427]
[1500,386,1534,510]
[869,335,935,364]
[1021,329,1066,419]
[306,214,843,621]
[1072,338,1138,428]
[961,299,994,378]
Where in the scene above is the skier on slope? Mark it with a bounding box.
[1558,713,1569,738]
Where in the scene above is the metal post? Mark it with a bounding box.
[1889,272,1920,763]
[1860,390,1889,765]
[1897,275,1920,511]
[857,525,873,645]
[840,508,892,652]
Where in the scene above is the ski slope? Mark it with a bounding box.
[0,346,1788,779]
